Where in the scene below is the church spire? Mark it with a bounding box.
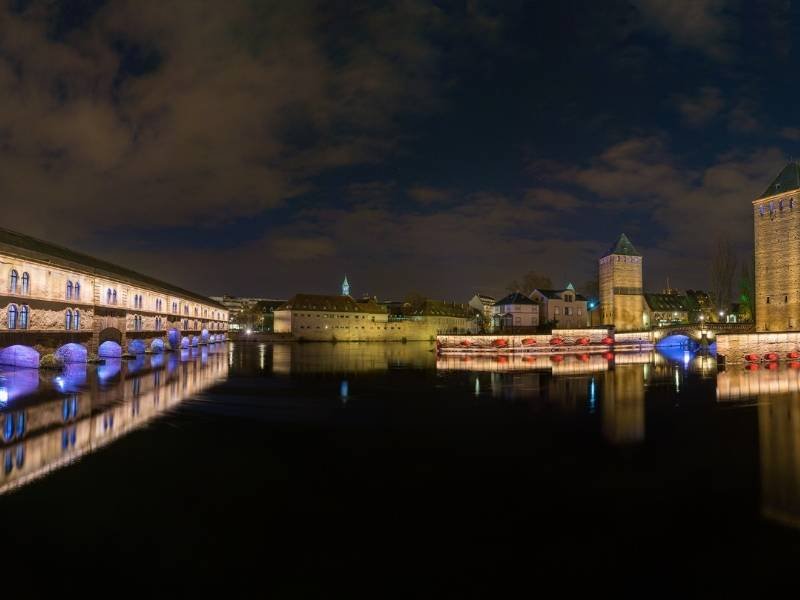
[341,275,350,296]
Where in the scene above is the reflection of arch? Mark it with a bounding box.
[191,336,199,347]
[127,339,146,355]
[99,327,123,345]
[201,329,209,343]
[656,334,698,349]
[55,343,87,364]
[150,338,165,353]
[180,337,190,349]
[167,328,180,349]
[98,341,122,358]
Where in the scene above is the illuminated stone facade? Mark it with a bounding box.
[0,228,228,354]
[599,234,645,332]
[754,162,800,332]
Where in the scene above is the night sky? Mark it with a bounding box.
[1,0,796,300]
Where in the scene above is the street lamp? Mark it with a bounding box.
[719,310,725,323]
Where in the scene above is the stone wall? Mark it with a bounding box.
[716,331,800,363]
[599,254,644,331]
[754,192,800,332]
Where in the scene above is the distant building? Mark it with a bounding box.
[685,290,715,323]
[392,299,477,334]
[530,283,589,328]
[209,295,285,331]
[598,234,645,331]
[754,162,800,331]
[643,293,690,327]
[492,292,539,330]
[342,275,350,296]
[468,293,496,331]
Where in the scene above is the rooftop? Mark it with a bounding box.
[644,293,691,312]
[494,292,538,306]
[278,294,386,314]
[603,233,640,257]
[759,162,800,199]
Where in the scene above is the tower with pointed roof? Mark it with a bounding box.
[598,233,645,331]
[753,162,800,331]
[341,275,351,297]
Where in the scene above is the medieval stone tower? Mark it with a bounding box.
[599,234,645,331]
[754,162,800,332]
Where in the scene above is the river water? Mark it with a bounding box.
[0,341,798,594]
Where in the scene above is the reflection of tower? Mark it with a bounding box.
[599,233,645,331]
[602,365,645,444]
[759,393,800,528]
[342,275,350,297]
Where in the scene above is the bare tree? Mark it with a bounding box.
[710,236,737,318]
[738,258,755,322]
[506,271,552,294]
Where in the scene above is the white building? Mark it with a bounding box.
[530,283,589,328]
[492,292,539,329]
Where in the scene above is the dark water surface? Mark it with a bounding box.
[2,341,800,594]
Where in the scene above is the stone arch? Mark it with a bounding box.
[55,343,87,364]
[180,336,190,349]
[99,327,123,345]
[150,338,165,353]
[167,328,181,350]
[127,339,147,355]
[98,341,122,358]
[0,345,40,369]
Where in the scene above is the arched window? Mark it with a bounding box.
[21,273,29,295]
[19,305,28,329]
[112,290,117,305]
[75,282,80,300]
[9,270,17,294]
[7,304,17,329]
[66,281,73,300]
[65,309,72,331]
[74,310,80,330]
[107,288,112,304]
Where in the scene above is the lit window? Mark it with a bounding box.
[9,270,17,294]
[65,309,72,330]
[107,289,112,304]
[112,290,117,305]
[21,273,29,295]
[66,281,73,300]
[74,310,80,330]
[75,282,80,300]
[7,304,17,329]
[19,305,28,329]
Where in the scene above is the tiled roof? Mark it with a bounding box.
[532,289,588,302]
[494,292,537,306]
[759,162,800,199]
[644,293,690,311]
[0,227,225,308]
[406,300,475,318]
[278,294,387,314]
[603,233,640,257]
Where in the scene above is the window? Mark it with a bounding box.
[74,310,80,330]
[66,281,73,300]
[555,307,560,316]
[112,290,117,305]
[759,206,765,217]
[107,288,112,304]
[21,273,29,295]
[9,270,17,294]
[19,305,28,329]
[786,295,789,304]
[172,301,177,313]
[65,309,72,330]
[7,304,17,329]
[767,296,771,304]
[75,282,80,301]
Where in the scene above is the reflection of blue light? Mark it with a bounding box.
[0,388,8,404]
[475,377,480,396]
[683,350,691,368]
[97,358,122,383]
[658,345,697,365]
[589,377,596,413]
[340,380,349,401]
[150,353,165,369]
[55,376,64,391]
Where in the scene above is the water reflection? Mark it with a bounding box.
[759,395,800,528]
[0,347,228,495]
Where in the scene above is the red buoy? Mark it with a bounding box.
[744,354,760,363]
[459,339,472,347]
[521,338,537,347]
[578,353,590,362]
[766,361,779,370]
[492,339,508,348]
[788,351,800,359]
[549,337,564,346]
[577,337,590,345]
[765,352,779,362]
[601,336,614,345]
[602,352,614,361]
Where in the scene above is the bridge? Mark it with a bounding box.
[650,322,754,345]
[0,227,229,368]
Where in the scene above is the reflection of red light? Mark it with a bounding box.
[522,356,535,363]
[551,354,564,362]
[521,338,537,347]
[766,361,779,370]
[790,361,800,369]
[602,352,614,361]
[459,339,472,347]
[601,336,614,345]
[492,339,508,348]
[744,354,760,363]
[578,353,590,362]
[496,355,509,364]
[745,363,759,371]
[765,352,779,362]
[788,351,800,360]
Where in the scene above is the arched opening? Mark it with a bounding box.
[99,327,123,345]
[55,343,87,364]
[180,336,190,349]
[127,339,146,355]
[150,338,165,353]
[0,345,40,369]
[656,333,697,349]
[167,328,181,350]
[201,328,209,343]
[98,341,122,358]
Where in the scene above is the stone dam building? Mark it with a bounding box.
[0,227,228,366]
